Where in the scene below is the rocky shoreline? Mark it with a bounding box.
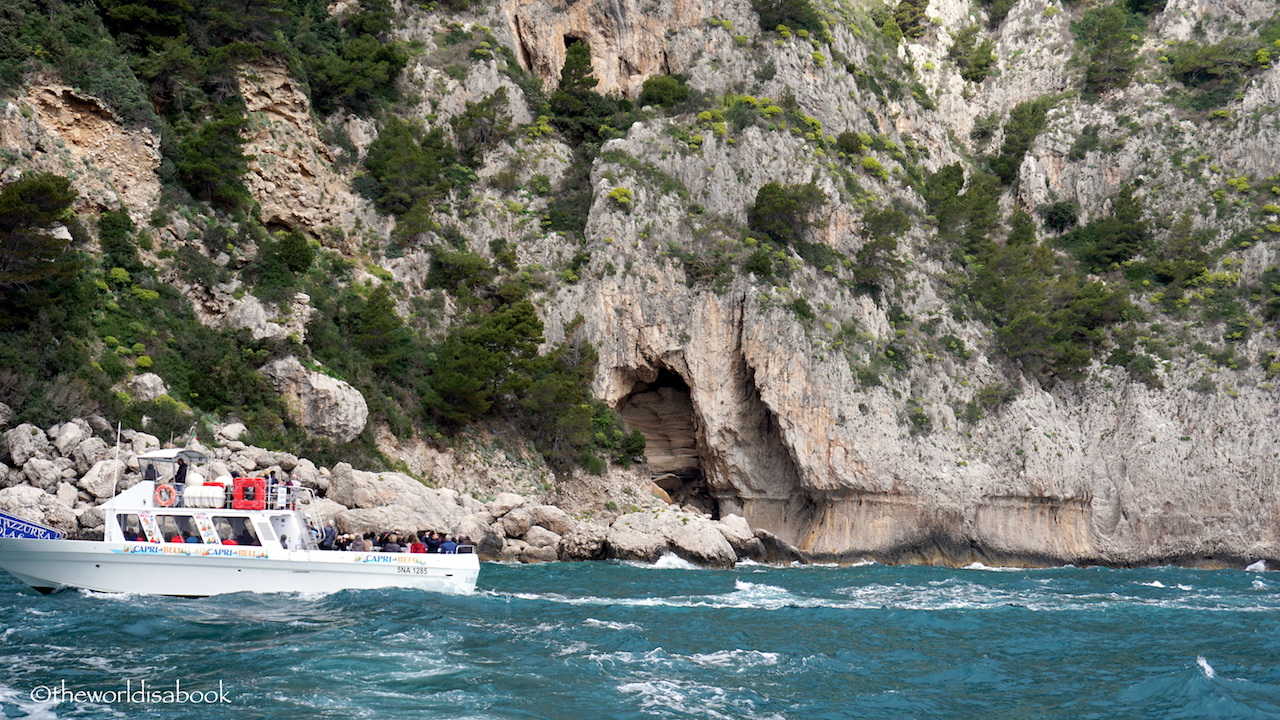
[0,418,787,568]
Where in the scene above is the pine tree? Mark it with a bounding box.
[0,173,77,292]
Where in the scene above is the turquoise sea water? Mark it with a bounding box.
[1,559,1278,719]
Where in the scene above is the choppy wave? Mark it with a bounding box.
[3,562,1279,719]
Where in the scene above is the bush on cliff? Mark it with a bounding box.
[751,0,824,36]
[748,182,827,247]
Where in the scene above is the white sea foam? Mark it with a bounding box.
[78,589,144,601]
[1141,581,1167,588]
[1246,560,1267,572]
[0,681,62,719]
[1252,579,1268,590]
[618,677,781,720]
[688,649,780,669]
[1197,656,1216,679]
[652,552,701,570]
[583,618,641,631]
[962,562,1024,572]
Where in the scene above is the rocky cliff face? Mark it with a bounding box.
[3,0,1279,568]
[0,85,160,224]
[464,0,1280,566]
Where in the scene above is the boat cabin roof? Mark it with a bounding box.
[136,448,210,465]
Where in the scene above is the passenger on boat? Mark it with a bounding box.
[320,521,337,550]
[185,534,200,543]
[409,535,427,553]
[173,459,188,507]
[382,533,403,553]
[169,533,183,543]
[348,535,367,552]
[426,531,443,553]
[441,536,458,553]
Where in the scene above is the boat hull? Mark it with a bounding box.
[0,538,479,597]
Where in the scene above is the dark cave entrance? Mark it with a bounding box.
[617,368,718,518]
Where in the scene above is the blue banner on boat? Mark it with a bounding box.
[0,510,63,540]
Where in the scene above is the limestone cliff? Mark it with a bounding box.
[2,0,1279,568]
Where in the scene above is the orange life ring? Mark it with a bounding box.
[232,477,266,511]
[153,483,178,507]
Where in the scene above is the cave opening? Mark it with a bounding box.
[617,368,717,517]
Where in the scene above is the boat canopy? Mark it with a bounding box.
[135,448,209,465]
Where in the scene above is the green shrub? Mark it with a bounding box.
[549,40,623,144]
[173,108,254,210]
[1076,3,1141,96]
[751,0,824,35]
[638,74,691,108]
[949,25,997,82]
[1040,201,1079,232]
[747,181,827,246]
[607,187,634,209]
[1057,184,1148,271]
[1165,38,1256,109]
[906,397,932,434]
[861,156,889,180]
[836,131,866,155]
[988,96,1052,185]
[0,173,80,322]
[893,0,930,39]
[362,117,461,216]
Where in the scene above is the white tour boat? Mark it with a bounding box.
[0,448,479,597]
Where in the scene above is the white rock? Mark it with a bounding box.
[604,525,667,564]
[55,482,79,507]
[611,509,737,568]
[560,522,608,561]
[335,505,435,537]
[51,419,91,456]
[22,457,60,493]
[523,525,562,549]
[128,373,169,402]
[455,513,505,557]
[327,463,464,529]
[487,493,526,517]
[260,356,368,444]
[527,504,574,535]
[0,485,77,536]
[76,505,105,530]
[128,432,160,455]
[303,497,349,526]
[520,545,559,563]
[501,507,533,538]
[218,423,247,442]
[292,458,326,493]
[78,459,125,499]
[72,437,110,475]
[4,424,49,466]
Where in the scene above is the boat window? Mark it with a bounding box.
[214,516,261,546]
[154,515,178,541]
[117,513,142,541]
[155,514,203,543]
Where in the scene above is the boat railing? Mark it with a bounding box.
[161,480,317,511]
